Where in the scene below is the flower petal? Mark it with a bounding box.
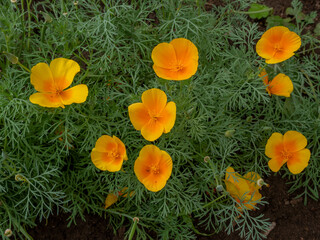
[128,103,150,130]
[266,51,295,64]
[287,149,311,174]
[170,38,199,67]
[141,119,164,141]
[281,30,301,54]
[256,38,277,61]
[152,65,180,80]
[259,69,269,85]
[49,58,80,90]
[268,73,293,97]
[113,135,128,160]
[268,155,286,172]
[158,101,176,133]
[265,132,284,158]
[30,63,55,93]
[91,150,114,170]
[104,193,118,209]
[141,172,168,192]
[29,92,63,108]
[283,131,308,153]
[151,42,177,69]
[94,135,117,152]
[59,84,88,105]
[141,88,167,114]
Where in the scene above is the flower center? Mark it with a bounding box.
[280,150,292,160]
[172,62,184,72]
[274,44,283,54]
[148,164,160,174]
[111,151,120,159]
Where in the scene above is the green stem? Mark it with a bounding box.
[17,61,31,73]
[234,8,272,15]
[299,68,319,111]
[128,217,139,240]
[26,0,32,50]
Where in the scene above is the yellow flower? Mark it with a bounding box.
[29,58,88,108]
[91,135,128,172]
[256,26,301,64]
[259,69,293,97]
[128,88,176,141]
[225,167,262,210]
[134,145,172,192]
[265,131,311,174]
[151,38,199,80]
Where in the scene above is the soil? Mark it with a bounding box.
[27,175,320,240]
[26,1,320,239]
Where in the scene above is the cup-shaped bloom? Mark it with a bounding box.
[91,135,128,172]
[256,26,301,64]
[134,145,172,192]
[225,167,262,210]
[259,69,293,97]
[29,58,88,108]
[128,88,176,141]
[265,131,311,174]
[151,38,199,80]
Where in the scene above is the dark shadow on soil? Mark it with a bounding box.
[27,175,320,240]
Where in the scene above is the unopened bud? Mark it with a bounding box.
[216,185,224,192]
[203,156,210,163]
[42,12,53,23]
[3,52,18,64]
[62,12,68,16]
[4,229,12,237]
[11,0,17,3]
[133,217,139,223]
[225,129,235,138]
[1,150,8,160]
[262,127,271,131]
[246,116,253,123]
[15,174,25,182]
[73,1,79,5]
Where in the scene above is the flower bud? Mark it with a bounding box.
[262,126,271,131]
[203,156,210,163]
[3,52,18,64]
[216,185,224,192]
[73,1,79,5]
[133,217,139,223]
[225,129,235,138]
[4,229,12,237]
[246,116,253,123]
[10,0,17,3]
[41,12,53,23]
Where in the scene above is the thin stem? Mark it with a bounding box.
[17,61,31,73]
[234,8,272,15]
[128,217,139,240]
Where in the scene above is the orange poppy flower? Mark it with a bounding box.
[91,135,128,172]
[265,131,311,174]
[256,26,301,64]
[225,167,262,210]
[259,69,293,97]
[29,58,88,108]
[104,187,134,209]
[128,88,176,141]
[151,38,199,80]
[134,145,172,192]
